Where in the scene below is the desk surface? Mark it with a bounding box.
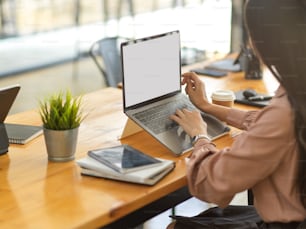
[0,65,279,229]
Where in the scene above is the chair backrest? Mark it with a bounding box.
[89,36,129,88]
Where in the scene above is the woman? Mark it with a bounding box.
[167,0,306,228]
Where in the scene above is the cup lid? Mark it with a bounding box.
[211,90,236,101]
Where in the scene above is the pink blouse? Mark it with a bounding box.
[187,86,306,222]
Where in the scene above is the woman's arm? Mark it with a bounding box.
[182,72,232,122]
[182,72,258,130]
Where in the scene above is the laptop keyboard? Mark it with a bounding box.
[134,98,195,134]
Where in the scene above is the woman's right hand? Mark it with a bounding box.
[170,108,208,138]
[182,72,210,110]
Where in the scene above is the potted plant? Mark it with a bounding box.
[39,90,84,162]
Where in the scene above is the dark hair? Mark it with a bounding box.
[245,0,306,208]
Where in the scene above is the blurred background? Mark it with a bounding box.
[0,0,244,113]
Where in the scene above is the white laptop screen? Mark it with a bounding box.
[122,31,181,108]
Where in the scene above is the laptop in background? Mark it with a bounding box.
[121,31,230,156]
[0,84,43,148]
[0,84,20,155]
[0,84,20,123]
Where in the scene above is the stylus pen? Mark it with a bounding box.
[248,95,272,101]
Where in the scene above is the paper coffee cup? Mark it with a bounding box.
[211,90,235,107]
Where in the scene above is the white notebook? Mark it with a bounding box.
[76,156,175,186]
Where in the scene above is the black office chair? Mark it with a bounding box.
[89,36,130,88]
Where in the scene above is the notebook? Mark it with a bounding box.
[234,90,271,108]
[77,156,175,186]
[4,123,43,144]
[121,31,230,156]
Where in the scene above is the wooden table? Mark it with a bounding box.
[0,65,279,229]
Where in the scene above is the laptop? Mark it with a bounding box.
[121,31,230,156]
[0,84,20,155]
[0,84,20,123]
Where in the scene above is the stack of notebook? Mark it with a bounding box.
[76,144,175,185]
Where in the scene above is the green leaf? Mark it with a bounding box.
[39,90,84,130]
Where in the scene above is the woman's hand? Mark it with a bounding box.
[182,72,210,110]
[170,108,208,138]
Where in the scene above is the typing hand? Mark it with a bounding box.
[170,108,208,138]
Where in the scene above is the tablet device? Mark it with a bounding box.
[87,144,162,173]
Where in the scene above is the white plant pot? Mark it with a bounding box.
[43,127,79,162]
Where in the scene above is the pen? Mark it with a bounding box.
[248,95,272,101]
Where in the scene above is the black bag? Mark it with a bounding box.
[170,205,262,229]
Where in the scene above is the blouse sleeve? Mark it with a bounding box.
[226,108,258,130]
[186,96,294,208]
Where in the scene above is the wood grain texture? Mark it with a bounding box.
[0,68,279,229]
